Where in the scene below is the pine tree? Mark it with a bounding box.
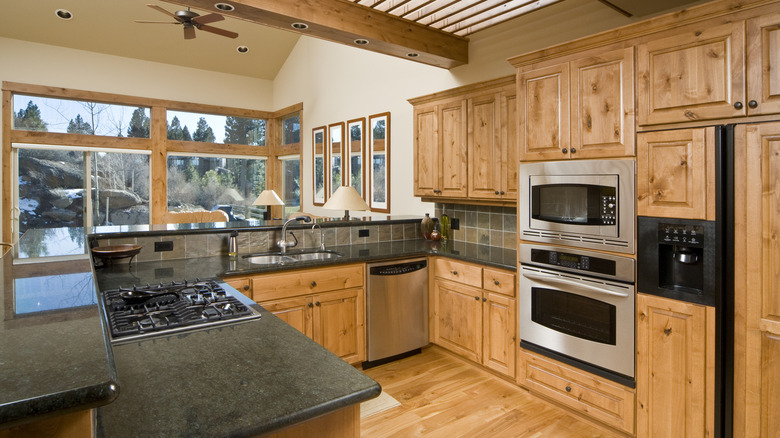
[224,117,265,146]
[67,114,92,134]
[167,116,185,140]
[14,101,48,131]
[181,126,192,141]
[127,107,150,138]
[193,117,216,143]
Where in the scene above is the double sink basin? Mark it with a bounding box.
[244,250,342,265]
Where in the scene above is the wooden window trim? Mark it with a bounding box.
[368,112,391,213]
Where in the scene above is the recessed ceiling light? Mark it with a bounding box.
[291,22,308,30]
[237,46,249,53]
[354,39,369,45]
[214,3,235,12]
[55,9,73,20]
[407,53,419,58]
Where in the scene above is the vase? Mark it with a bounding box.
[421,213,434,240]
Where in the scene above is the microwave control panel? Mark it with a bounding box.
[658,223,705,247]
[601,195,616,225]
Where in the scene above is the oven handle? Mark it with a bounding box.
[521,271,630,298]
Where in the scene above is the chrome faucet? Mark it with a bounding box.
[277,216,312,254]
[311,223,325,251]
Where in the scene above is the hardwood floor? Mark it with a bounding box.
[361,346,620,438]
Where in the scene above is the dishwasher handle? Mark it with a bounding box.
[369,259,428,276]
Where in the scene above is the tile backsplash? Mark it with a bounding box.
[434,203,517,249]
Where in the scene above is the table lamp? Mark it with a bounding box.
[323,186,369,220]
[252,190,284,220]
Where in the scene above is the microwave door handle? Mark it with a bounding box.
[521,271,629,298]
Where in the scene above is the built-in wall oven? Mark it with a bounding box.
[519,159,635,254]
[519,244,636,387]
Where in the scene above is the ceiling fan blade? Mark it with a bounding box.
[146,4,176,18]
[198,24,238,39]
[193,13,224,25]
[134,20,179,24]
[184,26,197,40]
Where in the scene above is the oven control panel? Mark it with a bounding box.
[658,223,705,247]
[601,195,616,225]
[530,248,616,276]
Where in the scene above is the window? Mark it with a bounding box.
[279,155,301,218]
[312,126,326,206]
[167,155,266,220]
[167,110,267,145]
[368,112,390,212]
[328,122,344,196]
[13,94,150,138]
[282,113,301,145]
[346,118,365,197]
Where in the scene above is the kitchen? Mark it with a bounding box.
[1,0,779,437]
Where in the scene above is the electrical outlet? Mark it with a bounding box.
[451,218,460,230]
[358,229,370,237]
[155,241,174,252]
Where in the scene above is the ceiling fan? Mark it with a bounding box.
[135,4,238,40]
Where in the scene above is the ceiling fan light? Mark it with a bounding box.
[291,22,308,30]
[214,3,235,12]
[55,9,73,20]
[237,45,249,53]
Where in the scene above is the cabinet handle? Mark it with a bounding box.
[482,297,487,302]
[243,285,249,291]
[565,386,572,393]
[315,301,321,306]
[499,191,505,195]
[494,190,499,195]
[748,100,758,109]
[494,280,500,286]
[664,327,672,336]
[310,281,317,287]
[561,148,568,154]
[452,270,458,275]
[734,101,744,110]
[475,296,480,301]
[308,302,314,308]
[570,147,576,154]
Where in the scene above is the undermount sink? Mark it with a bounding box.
[288,251,342,261]
[244,255,296,265]
[243,251,342,265]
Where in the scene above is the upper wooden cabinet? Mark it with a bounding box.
[636,127,716,220]
[410,76,517,204]
[746,12,780,116]
[516,46,635,161]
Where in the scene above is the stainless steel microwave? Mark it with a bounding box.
[519,159,635,254]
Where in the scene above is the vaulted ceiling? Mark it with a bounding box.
[0,0,704,80]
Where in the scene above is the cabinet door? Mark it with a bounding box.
[734,122,780,437]
[467,92,502,199]
[224,278,251,300]
[482,293,515,378]
[413,103,439,197]
[262,296,313,339]
[439,98,469,198]
[637,21,746,125]
[746,12,780,116]
[517,63,570,161]
[570,47,635,159]
[501,88,519,199]
[312,288,365,364]
[636,294,714,438]
[432,279,483,363]
[636,128,715,220]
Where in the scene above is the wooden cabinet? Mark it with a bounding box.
[431,258,516,377]
[635,293,715,438]
[0,409,93,438]
[224,264,365,364]
[224,278,251,298]
[410,76,517,204]
[636,127,716,220]
[746,12,780,116]
[413,98,468,198]
[516,46,635,161]
[733,121,780,437]
[517,349,635,434]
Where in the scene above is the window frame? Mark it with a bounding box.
[312,125,327,206]
[368,112,391,213]
[346,117,366,200]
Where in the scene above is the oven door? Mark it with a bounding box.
[519,265,635,380]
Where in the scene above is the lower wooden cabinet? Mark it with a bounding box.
[635,293,715,438]
[432,279,483,363]
[517,349,635,434]
[0,409,93,438]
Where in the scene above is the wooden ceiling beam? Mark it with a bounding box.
[164,0,469,69]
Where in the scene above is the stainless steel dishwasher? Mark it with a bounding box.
[364,258,429,368]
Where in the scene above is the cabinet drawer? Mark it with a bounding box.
[482,268,515,297]
[434,258,482,288]
[251,264,364,302]
[518,349,635,434]
[224,278,251,299]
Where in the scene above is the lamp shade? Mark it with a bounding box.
[252,190,284,206]
[323,186,369,219]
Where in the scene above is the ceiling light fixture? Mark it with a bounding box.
[354,39,369,45]
[214,3,235,12]
[291,22,308,30]
[407,53,419,58]
[55,9,73,20]
[237,45,249,53]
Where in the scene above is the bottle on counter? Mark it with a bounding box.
[431,223,442,241]
[421,213,434,240]
[440,207,450,241]
[228,231,238,258]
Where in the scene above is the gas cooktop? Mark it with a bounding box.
[102,279,261,343]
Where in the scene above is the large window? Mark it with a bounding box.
[281,113,301,145]
[167,110,267,145]
[279,155,301,218]
[167,155,266,220]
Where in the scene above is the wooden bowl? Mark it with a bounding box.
[91,244,142,265]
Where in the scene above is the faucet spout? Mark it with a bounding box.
[311,223,325,251]
[277,216,312,254]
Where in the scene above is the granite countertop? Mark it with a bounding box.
[0,252,119,428]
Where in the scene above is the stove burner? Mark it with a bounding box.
[103,278,260,342]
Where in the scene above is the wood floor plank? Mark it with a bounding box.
[361,346,620,438]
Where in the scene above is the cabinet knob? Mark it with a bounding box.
[734,101,744,110]
[482,297,487,302]
[748,100,758,108]
[494,280,500,286]
[475,296,480,301]
[561,148,568,154]
[243,285,249,291]
[452,270,458,275]
[308,302,314,308]
[315,301,321,306]
[570,147,576,154]
[499,191,505,195]
[565,386,572,393]
[494,190,500,195]
[310,281,317,287]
